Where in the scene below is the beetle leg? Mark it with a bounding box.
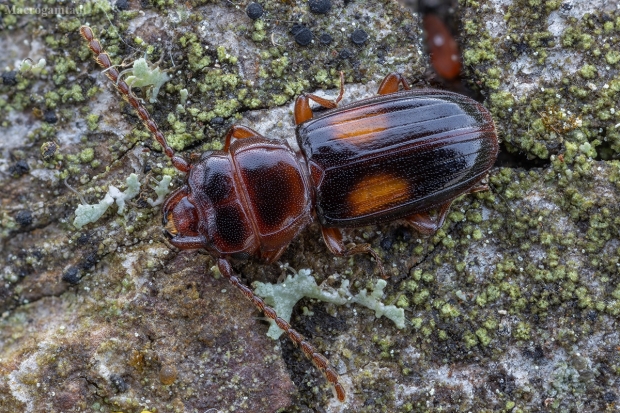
[377,73,411,95]
[321,226,387,279]
[166,235,207,249]
[217,258,346,402]
[405,201,452,235]
[466,182,489,194]
[260,246,287,264]
[294,72,345,125]
[223,125,264,151]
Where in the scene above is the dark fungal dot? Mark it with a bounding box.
[2,70,17,86]
[41,141,58,161]
[115,0,129,10]
[77,233,90,245]
[291,24,312,46]
[81,252,98,271]
[62,267,81,284]
[319,33,332,45]
[351,28,368,45]
[9,160,29,177]
[210,116,224,125]
[309,0,331,14]
[339,48,351,59]
[246,2,263,20]
[15,210,33,227]
[44,110,58,124]
[110,374,129,393]
[603,392,617,403]
[290,24,304,36]
[380,236,393,251]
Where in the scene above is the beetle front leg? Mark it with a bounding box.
[260,246,287,264]
[223,125,264,151]
[294,72,345,125]
[377,73,411,95]
[321,226,387,278]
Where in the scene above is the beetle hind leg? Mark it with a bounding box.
[321,226,388,279]
[406,182,490,235]
[406,201,452,236]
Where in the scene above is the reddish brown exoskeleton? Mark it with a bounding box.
[80,25,498,402]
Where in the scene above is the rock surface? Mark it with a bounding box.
[1,0,619,412]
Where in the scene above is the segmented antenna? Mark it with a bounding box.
[80,25,346,402]
[79,25,189,173]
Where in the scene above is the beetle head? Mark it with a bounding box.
[162,185,208,250]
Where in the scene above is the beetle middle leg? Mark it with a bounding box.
[321,226,387,278]
[294,72,345,124]
[377,72,411,95]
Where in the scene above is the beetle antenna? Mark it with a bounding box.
[79,25,190,173]
[217,258,346,402]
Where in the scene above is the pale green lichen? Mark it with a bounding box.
[73,173,141,229]
[17,58,46,75]
[179,88,188,106]
[147,175,172,206]
[123,58,170,103]
[253,269,405,339]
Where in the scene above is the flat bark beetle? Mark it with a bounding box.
[80,25,498,402]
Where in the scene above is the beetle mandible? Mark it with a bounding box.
[80,25,498,402]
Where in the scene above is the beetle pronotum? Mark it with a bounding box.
[80,24,498,403]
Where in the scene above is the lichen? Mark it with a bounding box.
[253,269,405,339]
[73,173,141,229]
[123,58,170,103]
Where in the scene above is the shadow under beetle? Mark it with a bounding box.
[80,25,498,402]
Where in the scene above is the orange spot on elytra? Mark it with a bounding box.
[348,173,410,216]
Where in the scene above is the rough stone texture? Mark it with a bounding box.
[1,0,619,412]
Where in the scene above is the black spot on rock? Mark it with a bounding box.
[115,0,129,10]
[246,2,263,20]
[351,28,368,45]
[44,110,58,124]
[309,0,331,14]
[15,210,33,227]
[62,267,81,284]
[9,160,29,177]
[319,33,332,45]
[2,71,17,86]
